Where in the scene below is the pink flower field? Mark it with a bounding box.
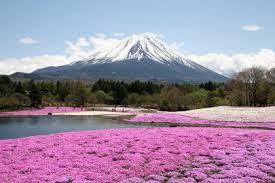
[0,128,274,183]
[0,107,86,117]
[176,106,275,123]
[128,113,275,130]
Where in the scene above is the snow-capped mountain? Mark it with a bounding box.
[72,33,204,70]
[12,33,227,82]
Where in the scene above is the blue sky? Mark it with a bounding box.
[0,0,275,75]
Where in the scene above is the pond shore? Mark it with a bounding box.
[127,113,275,130]
[0,107,86,116]
[0,106,154,117]
[1,106,275,129]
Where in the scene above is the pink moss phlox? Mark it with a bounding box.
[0,128,274,182]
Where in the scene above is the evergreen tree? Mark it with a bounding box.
[14,82,25,94]
[0,75,14,96]
[73,81,89,106]
[113,82,127,104]
[58,81,70,102]
[28,80,42,107]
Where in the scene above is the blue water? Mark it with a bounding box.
[0,116,148,139]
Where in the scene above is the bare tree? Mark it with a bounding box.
[230,67,266,106]
[266,68,275,84]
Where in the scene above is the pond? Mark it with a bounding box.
[0,116,149,140]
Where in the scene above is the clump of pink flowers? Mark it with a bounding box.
[0,107,86,116]
[0,127,274,182]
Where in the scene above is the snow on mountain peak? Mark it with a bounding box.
[30,32,226,82]
[78,33,194,67]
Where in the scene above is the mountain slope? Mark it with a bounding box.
[14,33,227,82]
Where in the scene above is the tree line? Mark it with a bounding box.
[1,66,275,111]
[226,67,275,106]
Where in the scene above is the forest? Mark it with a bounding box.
[1,67,275,111]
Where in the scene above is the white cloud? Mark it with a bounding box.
[185,49,275,76]
[1,33,124,75]
[65,37,92,61]
[88,34,121,51]
[19,36,39,44]
[2,33,275,77]
[65,34,123,61]
[0,55,69,75]
[169,42,184,52]
[242,25,264,32]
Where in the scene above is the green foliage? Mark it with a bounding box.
[267,89,275,104]
[2,67,275,111]
[14,82,25,94]
[93,79,161,95]
[204,92,216,107]
[112,82,127,105]
[0,75,14,96]
[57,81,70,102]
[199,81,223,91]
[0,96,19,109]
[125,93,144,107]
[11,93,31,106]
[127,80,161,94]
[160,87,184,111]
[28,80,42,107]
[89,90,112,104]
[176,82,199,95]
[183,90,207,109]
[159,99,171,111]
[65,81,89,106]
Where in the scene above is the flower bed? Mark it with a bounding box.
[0,107,86,117]
[0,128,274,182]
[176,106,275,123]
[128,113,275,130]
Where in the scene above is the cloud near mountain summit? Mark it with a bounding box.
[1,33,275,77]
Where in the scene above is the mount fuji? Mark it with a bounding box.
[11,33,227,82]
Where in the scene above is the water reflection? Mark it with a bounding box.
[0,116,148,140]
